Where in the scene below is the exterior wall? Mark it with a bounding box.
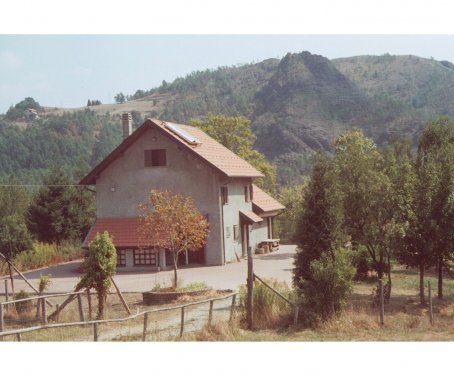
[249,220,269,251]
[95,127,224,266]
[220,178,254,262]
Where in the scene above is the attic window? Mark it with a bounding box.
[145,149,167,167]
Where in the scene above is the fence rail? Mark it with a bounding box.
[0,291,238,341]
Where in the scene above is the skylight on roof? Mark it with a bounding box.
[165,122,200,145]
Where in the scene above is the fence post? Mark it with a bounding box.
[77,293,85,322]
[55,304,60,323]
[4,280,8,311]
[229,294,236,322]
[16,333,21,342]
[41,297,47,324]
[180,307,185,337]
[87,289,92,321]
[208,300,214,326]
[143,313,149,342]
[428,280,434,325]
[93,322,98,342]
[379,279,384,326]
[0,304,4,337]
[247,245,254,329]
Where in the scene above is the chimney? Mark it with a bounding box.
[122,113,132,140]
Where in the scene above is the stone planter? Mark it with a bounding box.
[142,288,211,305]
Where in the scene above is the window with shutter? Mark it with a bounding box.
[144,149,167,167]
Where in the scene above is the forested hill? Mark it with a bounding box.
[2,51,454,184]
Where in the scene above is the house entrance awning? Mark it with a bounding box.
[240,210,264,225]
[83,217,153,249]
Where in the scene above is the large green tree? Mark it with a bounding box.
[190,114,277,193]
[27,166,94,244]
[398,117,454,303]
[293,152,345,288]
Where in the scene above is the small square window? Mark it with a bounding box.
[145,149,166,167]
[233,225,239,240]
[244,186,250,202]
[117,250,126,267]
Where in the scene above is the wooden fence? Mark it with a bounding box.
[0,291,238,341]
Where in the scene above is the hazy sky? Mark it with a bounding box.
[1,34,454,113]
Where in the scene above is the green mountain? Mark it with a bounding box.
[2,51,454,185]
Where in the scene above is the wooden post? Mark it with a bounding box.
[0,304,4,333]
[16,333,21,342]
[180,306,185,337]
[55,304,60,322]
[208,300,214,326]
[77,293,85,322]
[229,294,236,322]
[0,253,52,307]
[142,313,149,341]
[41,297,47,324]
[110,277,131,315]
[87,289,93,320]
[4,280,8,305]
[379,279,384,325]
[247,245,254,329]
[428,280,434,325]
[93,322,98,342]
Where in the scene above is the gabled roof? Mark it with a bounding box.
[252,184,285,214]
[80,118,263,185]
[83,217,153,248]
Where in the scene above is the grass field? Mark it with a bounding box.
[176,266,454,342]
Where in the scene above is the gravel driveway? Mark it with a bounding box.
[0,245,297,294]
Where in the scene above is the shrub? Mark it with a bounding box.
[176,281,209,292]
[298,248,355,326]
[15,290,33,315]
[239,278,294,329]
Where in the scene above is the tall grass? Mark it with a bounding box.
[239,278,294,329]
[0,241,84,275]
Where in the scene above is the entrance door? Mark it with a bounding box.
[241,222,250,257]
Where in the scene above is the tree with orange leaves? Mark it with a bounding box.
[139,190,209,288]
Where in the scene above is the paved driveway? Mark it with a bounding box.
[1,245,297,294]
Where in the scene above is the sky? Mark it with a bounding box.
[1,34,454,113]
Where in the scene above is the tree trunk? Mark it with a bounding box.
[386,253,392,297]
[7,261,15,298]
[97,288,106,319]
[437,255,443,299]
[173,253,179,289]
[419,262,426,306]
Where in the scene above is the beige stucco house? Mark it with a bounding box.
[80,113,284,271]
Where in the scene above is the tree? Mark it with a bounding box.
[293,152,345,288]
[75,232,116,319]
[138,190,209,288]
[398,117,454,303]
[190,114,277,193]
[114,92,126,104]
[27,166,94,244]
[0,175,32,295]
[334,130,393,280]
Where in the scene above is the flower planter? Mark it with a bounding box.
[142,288,211,305]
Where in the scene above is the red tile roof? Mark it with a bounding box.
[80,118,263,185]
[83,217,153,249]
[252,184,285,214]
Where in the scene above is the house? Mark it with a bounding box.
[80,113,285,271]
